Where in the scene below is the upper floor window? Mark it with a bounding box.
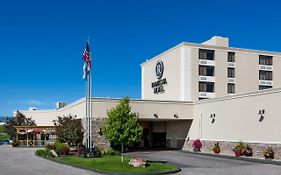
[259,55,272,65]
[228,52,235,62]
[199,49,215,60]
[259,70,272,80]
[199,66,215,76]
[228,68,235,78]
[227,83,235,94]
[199,82,214,92]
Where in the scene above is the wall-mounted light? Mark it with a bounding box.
[174,114,178,118]
[210,114,216,124]
[154,113,158,118]
[258,109,265,122]
[98,128,103,135]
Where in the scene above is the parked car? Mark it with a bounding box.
[0,140,11,145]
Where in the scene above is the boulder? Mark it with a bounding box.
[129,158,146,168]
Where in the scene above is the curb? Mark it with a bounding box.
[37,155,181,175]
[179,150,281,166]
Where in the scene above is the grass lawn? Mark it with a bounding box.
[55,155,178,174]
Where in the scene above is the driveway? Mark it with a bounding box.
[2,146,281,175]
[0,145,100,175]
[125,150,281,175]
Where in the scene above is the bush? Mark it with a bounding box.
[45,141,69,156]
[263,146,274,159]
[61,144,70,155]
[212,142,220,154]
[35,149,48,157]
[100,147,121,156]
[12,140,19,147]
[242,144,253,157]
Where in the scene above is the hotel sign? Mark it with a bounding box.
[152,60,167,94]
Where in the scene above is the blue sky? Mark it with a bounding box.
[0,0,281,116]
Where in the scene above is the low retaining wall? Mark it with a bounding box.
[183,140,281,160]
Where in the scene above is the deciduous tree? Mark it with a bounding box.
[54,115,83,146]
[102,97,143,162]
[4,111,36,139]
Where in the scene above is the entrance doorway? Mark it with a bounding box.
[152,132,166,148]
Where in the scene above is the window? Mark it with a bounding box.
[227,83,235,94]
[259,55,272,65]
[199,82,214,92]
[259,71,272,80]
[259,85,272,90]
[228,52,235,62]
[228,68,235,78]
[199,49,215,60]
[199,66,215,76]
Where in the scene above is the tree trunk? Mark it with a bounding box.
[121,142,124,162]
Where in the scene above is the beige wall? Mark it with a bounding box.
[273,56,281,87]
[189,88,281,144]
[141,46,183,101]
[20,110,59,126]
[214,49,228,97]
[141,41,281,101]
[235,52,259,94]
[21,87,281,145]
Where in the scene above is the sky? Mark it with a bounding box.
[0,0,281,116]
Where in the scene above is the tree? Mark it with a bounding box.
[54,114,83,146]
[4,111,36,139]
[102,97,143,162]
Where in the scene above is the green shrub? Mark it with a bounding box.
[35,149,48,157]
[101,147,121,156]
[12,140,19,147]
[52,141,69,156]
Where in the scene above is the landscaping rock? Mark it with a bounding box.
[49,150,58,157]
[129,158,146,168]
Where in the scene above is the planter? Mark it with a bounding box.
[193,148,201,152]
[213,149,220,154]
[234,150,242,157]
[264,155,274,160]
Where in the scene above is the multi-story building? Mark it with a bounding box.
[141,36,280,101]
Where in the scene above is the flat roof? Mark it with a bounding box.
[141,41,281,67]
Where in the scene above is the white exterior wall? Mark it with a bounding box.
[189,88,281,144]
[20,110,59,126]
[141,45,185,101]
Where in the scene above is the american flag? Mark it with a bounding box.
[82,40,91,79]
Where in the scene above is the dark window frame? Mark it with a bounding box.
[199,49,215,60]
[228,52,235,62]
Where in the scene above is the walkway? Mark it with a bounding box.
[0,145,100,175]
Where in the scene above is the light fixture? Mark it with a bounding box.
[154,113,158,118]
[258,109,265,122]
[174,114,178,118]
[210,114,216,124]
[98,128,103,135]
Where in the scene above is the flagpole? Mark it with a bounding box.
[89,71,93,149]
[88,37,93,150]
[85,74,89,149]
[86,73,89,149]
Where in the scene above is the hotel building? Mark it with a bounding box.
[142,36,280,101]
[17,36,281,159]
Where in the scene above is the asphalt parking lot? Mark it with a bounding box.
[1,145,281,175]
[0,145,100,175]
[125,150,281,175]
